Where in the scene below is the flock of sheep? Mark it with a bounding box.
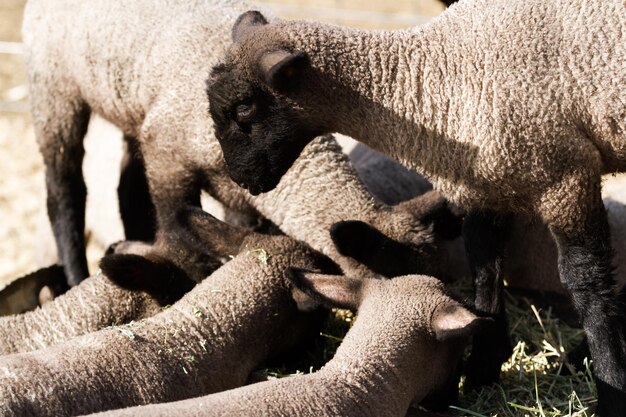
[0,0,624,416]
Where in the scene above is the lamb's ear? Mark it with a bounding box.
[330,220,413,277]
[100,254,196,305]
[259,50,308,92]
[232,10,268,43]
[400,191,463,240]
[176,207,252,257]
[286,268,364,311]
[330,220,385,261]
[432,301,490,341]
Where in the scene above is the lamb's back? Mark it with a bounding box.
[22,0,242,135]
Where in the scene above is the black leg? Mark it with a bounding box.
[551,207,626,417]
[463,210,513,390]
[118,135,156,242]
[41,105,91,287]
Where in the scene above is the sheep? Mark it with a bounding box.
[0,254,195,356]
[0,209,336,417]
[23,0,457,288]
[334,144,468,281]
[0,206,257,356]
[207,2,626,413]
[343,143,626,369]
[85,271,486,417]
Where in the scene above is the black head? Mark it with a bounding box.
[207,11,319,195]
[330,191,463,277]
[100,253,196,306]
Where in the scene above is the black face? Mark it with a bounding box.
[207,67,319,195]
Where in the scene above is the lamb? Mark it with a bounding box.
[207,2,626,413]
[0,209,336,417]
[23,0,456,287]
[86,272,486,417]
[346,144,626,370]
[0,255,194,356]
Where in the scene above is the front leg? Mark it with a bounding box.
[463,210,513,390]
[546,188,626,417]
[139,124,246,281]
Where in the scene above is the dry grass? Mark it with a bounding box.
[263,285,595,417]
[454,292,594,417]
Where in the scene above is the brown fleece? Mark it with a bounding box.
[222,0,624,228]
[349,143,626,297]
[0,234,331,417]
[23,0,448,280]
[87,275,480,417]
[0,270,162,356]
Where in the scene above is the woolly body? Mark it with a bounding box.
[87,275,476,417]
[0,234,329,416]
[208,1,626,413]
[0,270,164,356]
[22,0,452,283]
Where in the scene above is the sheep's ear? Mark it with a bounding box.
[176,207,252,257]
[330,220,387,262]
[232,10,268,43]
[286,268,363,311]
[330,220,413,277]
[400,191,463,240]
[100,254,196,305]
[259,50,308,92]
[432,301,490,341]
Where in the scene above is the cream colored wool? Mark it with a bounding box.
[0,234,329,417]
[226,0,624,231]
[87,275,477,417]
[22,0,445,279]
[348,143,626,295]
[0,271,162,356]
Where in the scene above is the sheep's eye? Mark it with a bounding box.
[234,101,256,124]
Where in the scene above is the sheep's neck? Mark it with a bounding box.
[315,302,435,414]
[228,301,434,416]
[152,253,292,383]
[283,20,459,183]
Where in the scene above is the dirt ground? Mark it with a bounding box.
[0,0,40,286]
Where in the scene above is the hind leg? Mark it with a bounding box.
[542,172,626,417]
[31,87,91,286]
[118,135,156,241]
